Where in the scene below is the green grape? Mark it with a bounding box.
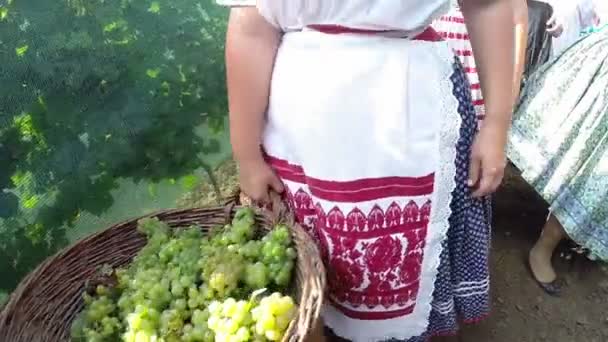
[182,332,194,341]
[231,221,254,243]
[207,298,254,342]
[233,208,256,225]
[274,268,291,288]
[261,242,274,262]
[244,262,270,290]
[251,293,297,342]
[177,226,203,240]
[267,263,282,277]
[82,292,94,305]
[285,247,297,259]
[271,226,291,243]
[238,241,262,259]
[96,285,110,296]
[191,325,212,341]
[187,286,199,299]
[198,284,214,301]
[235,327,251,341]
[270,245,284,260]
[203,252,244,298]
[187,297,199,310]
[191,309,209,326]
[172,298,187,311]
[159,309,184,335]
[275,314,291,331]
[137,217,170,238]
[171,282,185,297]
[73,292,123,341]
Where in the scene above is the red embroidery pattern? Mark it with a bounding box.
[290,186,433,320]
[434,10,486,118]
[268,154,435,319]
[267,156,435,203]
[437,15,465,24]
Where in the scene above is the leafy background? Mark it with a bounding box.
[0,0,231,296]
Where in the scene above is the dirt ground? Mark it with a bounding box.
[200,161,608,342]
[457,166,608,342]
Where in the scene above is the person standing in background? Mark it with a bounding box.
[523,0,555,80]
[510,24,608,297]
[544,0,599,56]
[434,0,528,116]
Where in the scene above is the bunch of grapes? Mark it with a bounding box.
[259,226,297,288]
[207,292,297,342]
[72,208,299,342]
[251,292,297,342]
[207,298,254,342]
[71,286,122,342]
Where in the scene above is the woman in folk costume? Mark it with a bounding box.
[514,25,608,296]
[433,0,528,120]
[219,0,514,341]
[544,0,600,56]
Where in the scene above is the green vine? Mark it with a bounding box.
[0,0,229,290]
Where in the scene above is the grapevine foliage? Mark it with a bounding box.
[0,0,229,290]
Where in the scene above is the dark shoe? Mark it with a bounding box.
[526,255,562,297]
[534,278,562,297]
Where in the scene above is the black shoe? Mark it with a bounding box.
[534,278,562,297]
[526,255,562,297]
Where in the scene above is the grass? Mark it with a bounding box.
[177,158,239,208]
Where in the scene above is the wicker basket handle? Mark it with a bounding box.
[237,190,293,225]
[269,190,291,223]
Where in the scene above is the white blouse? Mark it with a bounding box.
[217,0,451,33]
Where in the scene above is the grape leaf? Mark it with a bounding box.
[0,192,18,219]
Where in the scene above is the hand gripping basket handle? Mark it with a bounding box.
[237,190,293,225]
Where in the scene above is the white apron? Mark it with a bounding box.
[264,30,460,341]
[216,1,493,341]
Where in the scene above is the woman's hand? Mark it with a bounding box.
[238,156,284,204]
[468,122,508,198]
[546,14,564,38]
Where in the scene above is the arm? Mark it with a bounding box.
[226,8,281,163]
[461,0,514,128]
[226,8,284,201]
[512,0,528,105]
[460,0,515,196]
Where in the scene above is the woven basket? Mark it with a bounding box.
[0,193,325,342]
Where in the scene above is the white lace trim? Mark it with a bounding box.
[376,46,461,342]
[323,43,463,342]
